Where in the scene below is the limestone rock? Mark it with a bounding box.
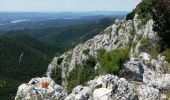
[132,82,160,100]
[93,88,112,100]
[15,13,170,100]
[65,85,91,100]
[15,77,66,100]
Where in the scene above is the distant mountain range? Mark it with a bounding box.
[0,12,127,32]
[0,11,128,25]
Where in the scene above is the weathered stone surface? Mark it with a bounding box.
[65,74,136,100]
[120,60,144,82]
[46,17,134,90]
[65,85,91,100]
[132,82,160,100]
[15,13,170,100]
[93,88,112,100]
[15,77,66,100]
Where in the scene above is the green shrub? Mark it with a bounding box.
[126,0,154,23]
[132,41,138,48]
[126,10,136,20]
[136,0,154,22]
[97,48,130,74]
[150,50,159,59]
[139,37,160,59]
[83,49,90,55]
[67,48,130,93]
[153,0,170,50]
[136,34,143,41]
[139,37,150,52]
[162,49,170,63]
[67,56,96,93]
[57,57,63,65]
[0,80,6,89]
[51,67,62,85]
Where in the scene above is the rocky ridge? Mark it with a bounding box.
[15,77,66,100]
[46,15,135,90]
[15,14,170,100]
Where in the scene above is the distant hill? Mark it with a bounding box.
[0,12,126,31]
[0,35,60,100]
[6,17,115,52]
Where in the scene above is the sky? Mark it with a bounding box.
[0,0,141,12]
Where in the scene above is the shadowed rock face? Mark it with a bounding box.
[120,61,144,82]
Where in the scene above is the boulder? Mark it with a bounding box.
[88,75,136,100]
[65,85,91,100]
[15,77,66,100]
[120,59,144,82]
[132,82,161,100]
[93,88,112,100]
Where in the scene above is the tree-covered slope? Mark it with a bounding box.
[0,35,59,100]
[153,0,170,50]
[0,16,116,100]
[126,0,170,51]
[126,0,154,22]
[6,17,115,52]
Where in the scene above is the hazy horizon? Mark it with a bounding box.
[0,0,141,12]
[0,11,129,13]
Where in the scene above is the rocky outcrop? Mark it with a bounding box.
[66,74,136,100]
[65,51,170,100]
[15,14,170,100]
[65,74,162,100]
[93,88,112,100]
[65,85,91,100]
[46,14,150,90]
[131,82,160,100]
[90,75,135,100]
[15,77,66,100]
[46,18,135,90]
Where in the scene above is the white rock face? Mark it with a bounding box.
[93,88,112,100]
[15,54,170,100]
[137,52,170,90]
[131,82,160,100]
[15,13,170,100]
[65,85,91,100]
[15,77,66,100]
[65,73,162,100]
[46,15,140,90]
[139,52,151,63]
[66,74,136,100]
